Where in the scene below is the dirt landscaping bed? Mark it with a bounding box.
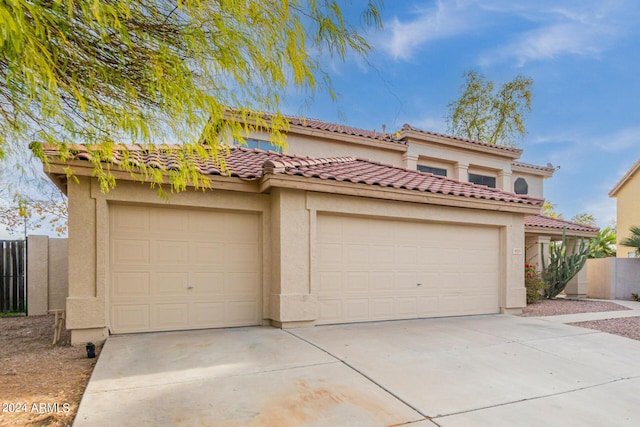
[0,315,101,427]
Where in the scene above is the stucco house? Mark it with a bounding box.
[609,159,640,258]
[43,116,597,345]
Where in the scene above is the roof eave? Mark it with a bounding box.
[609,159,640,197]
[511,163,555,177]
[44,160,263,194]
[525,225,599,239]
[400,129,523,160]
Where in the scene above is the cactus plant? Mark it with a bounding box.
[540,228,591,298]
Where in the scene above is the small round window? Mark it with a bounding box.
[514,177,528,194]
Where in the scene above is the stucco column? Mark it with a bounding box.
[455,162,469,182]
[501,218,527,314]
[66,177,108,345]
[269,188,316,327]
[564,238,589,298]
[402,154,418,170]
[498,170,512,192]
[525,235,551,272]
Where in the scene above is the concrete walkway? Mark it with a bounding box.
[75,313,640,427]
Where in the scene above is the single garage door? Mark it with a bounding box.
[316,214,500,324]
[109,204,261,334]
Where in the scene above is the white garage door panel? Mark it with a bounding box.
[109,205,261,334]
[316,214,500,324]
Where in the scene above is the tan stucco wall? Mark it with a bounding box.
[66,177,272,344]
[246,130,405,166]
[615,171,640,257]
[512,171,544,198]
[64,175,529,342]
[405,143,513,190]
[245,129,550,198]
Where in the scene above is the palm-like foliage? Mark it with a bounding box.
[620,226,640,256]
[589,227,617,258]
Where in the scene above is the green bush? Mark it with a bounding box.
[525,264,545,304]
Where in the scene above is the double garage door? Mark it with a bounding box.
[109,206,500,333]
[315,214,500,324]
[109,204,261,334]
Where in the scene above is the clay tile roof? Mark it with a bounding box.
[401,125,523,154]
[524,215,599,233]
[285,115,401,143]
[42,144,543,207]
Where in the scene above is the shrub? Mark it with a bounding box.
[632,293,640,302]
[525,264,545,304]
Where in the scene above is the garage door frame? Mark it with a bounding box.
[106,201,265,334]
[307,192,510,325]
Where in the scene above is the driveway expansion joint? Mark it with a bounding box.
[431,376,638,420]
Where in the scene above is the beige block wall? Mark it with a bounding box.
[27,235,49,316]
[48,238,68,310]
[587,258,612,299]
[587,257,640,299]
[27,235,69,316]
[616,173,640,257]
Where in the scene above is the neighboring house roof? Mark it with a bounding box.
[609,159,640,197]
[42,144,544,208]
[524,214,599,238]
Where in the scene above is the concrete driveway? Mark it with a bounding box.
[74,315,640,426]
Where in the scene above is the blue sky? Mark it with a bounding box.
[282,0,640,228]
[1,0,638,238]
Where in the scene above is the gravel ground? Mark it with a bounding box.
[521,298,630,317]
[569,317,640,341]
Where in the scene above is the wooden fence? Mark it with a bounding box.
[0,240,26,313]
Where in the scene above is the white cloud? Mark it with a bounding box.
[487,21,612,66]
[479,1,631,65]
[378,0,634,65]
[378,2,481,60]
[593,126,640,152]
